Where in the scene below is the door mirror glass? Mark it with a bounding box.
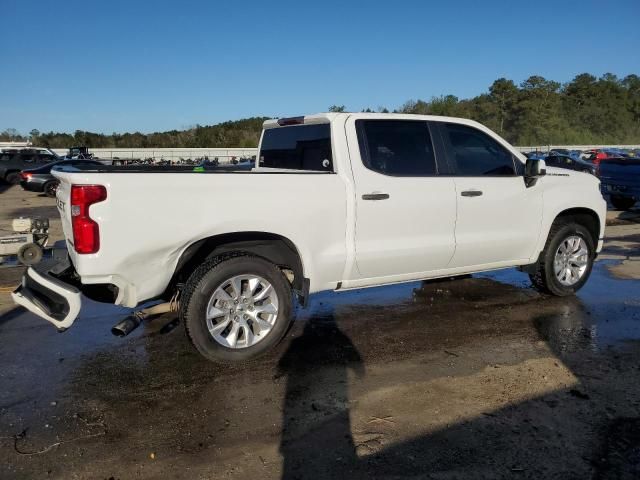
[524,158,546,187]
[525,158,546,177]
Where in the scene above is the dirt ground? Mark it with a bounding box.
[1,184,640,479]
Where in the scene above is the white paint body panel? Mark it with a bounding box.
[450,177,543,268]
[50,113,606,310]
[344,116,457,278]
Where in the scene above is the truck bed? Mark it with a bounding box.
[53,163,255,174]
[52,163,335,175]
[51,164,347,306]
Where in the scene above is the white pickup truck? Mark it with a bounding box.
[13,113,607,363]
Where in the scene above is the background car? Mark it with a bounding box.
[20,159,104,197]
[599,156,640,210]
[524,151,546,160]
[581,149,609,166]
[0,149,59,184]
[545,154,598,175]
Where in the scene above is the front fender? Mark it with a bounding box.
[533,170,607,259]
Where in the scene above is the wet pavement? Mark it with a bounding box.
[1,186,640,479]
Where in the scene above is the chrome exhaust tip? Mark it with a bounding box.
[111,315,141,337]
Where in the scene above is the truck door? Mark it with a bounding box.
[346,117,457,280]
[436,122,543,268]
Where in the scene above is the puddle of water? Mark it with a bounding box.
[479,261,640,350]
[302,261,640,351]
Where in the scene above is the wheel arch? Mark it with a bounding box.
[167,231,307,300]
[522,206,601,275]
[552,207,601,245]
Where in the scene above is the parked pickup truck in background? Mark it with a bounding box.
[599,157,640,210]
[12,113,607,363]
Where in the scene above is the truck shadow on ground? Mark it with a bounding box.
[274,275,640,479]
[277,310,365,479]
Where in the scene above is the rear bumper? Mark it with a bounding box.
[601,183,640,198]
[19,180,44,192]
[11,256,81,330]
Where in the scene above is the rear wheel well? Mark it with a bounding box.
[167,232,305,297]
[553,208,600,245]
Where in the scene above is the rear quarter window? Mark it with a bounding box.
[259,124,333,171]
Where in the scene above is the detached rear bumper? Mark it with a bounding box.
[11,256,81,330]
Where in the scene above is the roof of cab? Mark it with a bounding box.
[262,113,339,129]
[263,112,493,131]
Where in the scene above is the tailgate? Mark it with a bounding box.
[52,172,76,261]
[599,159,640,187]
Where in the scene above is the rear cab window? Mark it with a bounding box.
[259,124,333,171]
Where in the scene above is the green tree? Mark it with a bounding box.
[512,75,565,145]
[488,78,518,137]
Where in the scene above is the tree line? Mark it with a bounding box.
[2,73,639,148]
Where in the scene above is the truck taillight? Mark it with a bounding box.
[70,185,107,254]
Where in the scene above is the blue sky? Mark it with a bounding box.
[2,0,639,134]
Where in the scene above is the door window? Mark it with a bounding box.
[443,123,516,176]
[545,155,559,166]
[356,120,437,176]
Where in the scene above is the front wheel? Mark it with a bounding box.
[181,254,293,363]
[529,222,595,296]
[610,195,636,211]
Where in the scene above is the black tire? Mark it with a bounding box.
[610,195,636,211]
[5,171,20,185]
[529,222,595,296]
[17,243,43,266]
[181,253,293,363]
[44,180,59,198]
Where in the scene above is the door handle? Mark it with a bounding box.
[362,193,390,201]
[461,190,483,197]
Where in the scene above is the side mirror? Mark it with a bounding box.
[525,158,546,187]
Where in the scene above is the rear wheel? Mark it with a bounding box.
[44,180,59,197]
[610,195,636,211]
[181,253,293,363]
[5,171,20,185]
[529,222,595,296]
